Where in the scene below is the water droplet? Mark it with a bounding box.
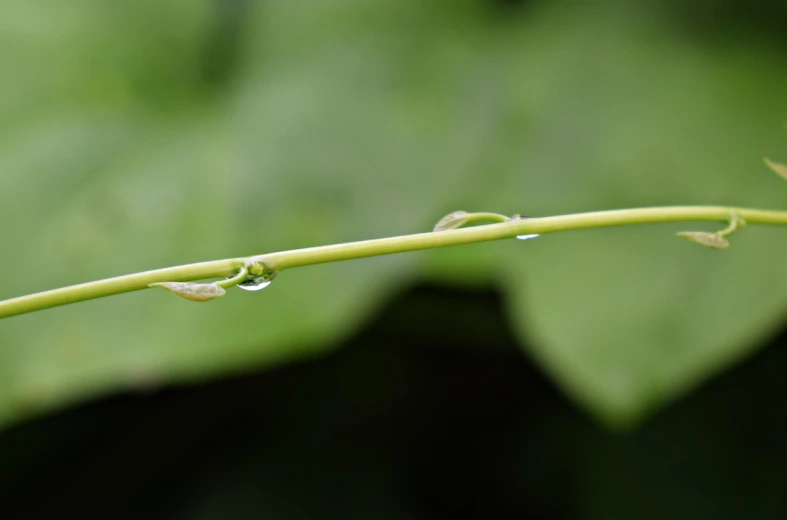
[509,214,540,241]
[237,272,277,291]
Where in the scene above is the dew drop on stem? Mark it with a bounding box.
[237,272,277,291]
[509,214,540,241]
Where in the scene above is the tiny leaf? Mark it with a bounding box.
[148,281,227,302]
[764,158,787,181]
[676,232,730,249]
[433,210,469,231]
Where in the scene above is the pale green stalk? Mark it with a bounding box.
[2,205,787,320]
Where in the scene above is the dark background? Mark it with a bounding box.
[2,283,786,518]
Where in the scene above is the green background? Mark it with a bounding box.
[2,0,787,429]
[1,0,787,515]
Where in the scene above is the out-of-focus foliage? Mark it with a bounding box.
[4,286,787,517]
[1,0,787,429]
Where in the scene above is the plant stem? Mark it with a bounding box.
[0,259,246,319]
[3,205,787,320]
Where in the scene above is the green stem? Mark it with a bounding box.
[0,258,246,319]
[217,266,248,289]
[3,205,787,319]
[718,212,744,237]
[464,212,510,224]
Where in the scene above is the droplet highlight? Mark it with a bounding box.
[509,214,540,241]
[237,272,277,291]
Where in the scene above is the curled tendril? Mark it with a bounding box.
[433,211,470,231]
[219,266,249,289]
[149,266,249,302]
[148,281,227,302]
[433,210,513,232]
[676,212,743,250]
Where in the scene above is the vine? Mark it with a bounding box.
[1,159,785,320]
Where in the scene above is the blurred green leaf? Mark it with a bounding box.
[1,0,787,429]
[487,2,787,427]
